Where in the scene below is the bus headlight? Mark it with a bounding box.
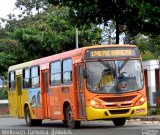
[90,100,96,106]
[135,97,146,106]
[140,97,145,102]
[89,99,104,109]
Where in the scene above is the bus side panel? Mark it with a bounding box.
[27,88,43,119]
[49,86,77,120]
[49,86,64,120]
[21,89,29,117]
[49,60,78,120]
[8,91,18,117]
[31,108,43,119]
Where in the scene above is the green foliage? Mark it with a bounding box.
[13,6,102,59]
[0,88,8,99]
[135,35,160,60]
[149,109,160,115]
[15,0,49,17]
[127,0,160,36]
[49,0,139,43]
[127,0,160,18]
[0,38,27,76]
[0,5,102,76]
[49,0,160,43]
[141,51,156,61]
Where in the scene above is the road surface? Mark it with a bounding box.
[0,118,159,135]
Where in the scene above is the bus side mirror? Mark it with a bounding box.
[83,69,87,78]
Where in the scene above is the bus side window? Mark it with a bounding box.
[9,71,15,90]
[31,66,40,88]
[50,61,61,86]
[23,68,30,88]
[62,59,72,85]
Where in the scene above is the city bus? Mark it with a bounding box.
[8,44,147,128]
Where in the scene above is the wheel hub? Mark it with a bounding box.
[26,113,30,123]
[68,111,73,123]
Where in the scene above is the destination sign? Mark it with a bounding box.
[85,47,140,59]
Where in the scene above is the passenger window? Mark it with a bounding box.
[50,61,61,86]
[31,66,39,88]
[23,68,30,88]
[9,71,15,90]
[63,59,72,85]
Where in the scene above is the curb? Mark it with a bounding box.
[0,114,13,118]
[0,115,160,121]
[132,116,160,121]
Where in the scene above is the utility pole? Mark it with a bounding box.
[158,57,160,108]
[76,27,79,49]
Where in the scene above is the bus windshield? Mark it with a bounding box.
[86,60,143,94]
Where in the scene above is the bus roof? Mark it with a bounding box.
[8,47,83,71]
[8,44,137,71]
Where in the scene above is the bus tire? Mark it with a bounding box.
[33,120,42,126]
[112,118,126,126]
[62,120,67,127]
[25,106,34,126]
[25,107,42,126]
[65,106,80,129]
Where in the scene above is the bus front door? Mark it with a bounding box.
[16,75,23,117]
[75,64,86,118]
[41,70,51,118]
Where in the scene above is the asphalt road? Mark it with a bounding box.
[0,118,160,135]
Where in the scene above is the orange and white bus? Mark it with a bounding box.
[8,44,147,128]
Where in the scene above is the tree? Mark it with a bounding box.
[49,0,160,44]
[15,0,49,17]
[0,88,8,99]
[127,1,160,19]
[14,6,102,59]
[0,5,102,76]
[124,1,160,37]
[0,38,27,76]
[101,21,116,44]
[135,35,160,60]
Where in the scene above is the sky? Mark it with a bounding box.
[0,0,18,19]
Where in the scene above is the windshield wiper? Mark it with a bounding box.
[98,59,114,70]
[118,58,130,71]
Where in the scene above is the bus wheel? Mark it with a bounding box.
[34,120,42,126]
[62,120,67,127]
[65,106,80,129]
[25,107,42,126]
[25,106,34,126]
[112,118,126,126]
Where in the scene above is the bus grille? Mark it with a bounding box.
[104,102,132,108]
[100,95,136,102]
[109,109,129,115]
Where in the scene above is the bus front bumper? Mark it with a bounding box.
[86,102,148,120]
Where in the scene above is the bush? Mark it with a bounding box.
[0,88,8,99]
[149,109,160,115]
